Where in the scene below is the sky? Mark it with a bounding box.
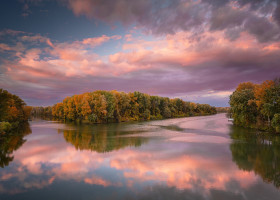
[0,0,279,107]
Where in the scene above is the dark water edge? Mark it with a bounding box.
[1,114,280,200]
[31,112,216,125]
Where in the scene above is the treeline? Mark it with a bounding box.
[51,90,216,123]
[229,79,280,133]
[31,106,52,117]
[0,89,31,134]
[216,107,230,113]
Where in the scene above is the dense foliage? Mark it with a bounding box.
[216,107,230,113]
[229,79,280,133]
[0,89,31,134]
[31,106,52,117]
[52,90,216,123]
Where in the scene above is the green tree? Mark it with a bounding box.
[229,79,280,132]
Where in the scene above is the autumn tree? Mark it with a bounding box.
[0,89,31,134]
[51,90,216,123]
[229,79,280,133]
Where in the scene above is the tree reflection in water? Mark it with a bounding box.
[62,123,148,153]
[230,125,280,188]
[0,123,31,168]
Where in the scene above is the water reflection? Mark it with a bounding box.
[0,123,31,168]
[62,123,148,153]
[0,114,280,199]
[230,125,280,188]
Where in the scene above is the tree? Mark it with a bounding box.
[81,94,92,120]
[230,88,258,127]
[229,79,280,132]
[0,89,30,134]
[49,90,216,123]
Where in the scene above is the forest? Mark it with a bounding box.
[50,90,217,123]
[229,79,280,133]
[0,89,32,134]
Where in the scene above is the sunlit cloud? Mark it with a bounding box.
[0,0,280,106]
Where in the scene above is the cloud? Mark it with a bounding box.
[0,29,280,106]
[0,43,12,51]
[82,35,121,47]
[21,35,55,47]
[2,1,278,106]
[63,0,280,43]
[274,2,280,25]
[65,0,208,35]
[209,5,247,31]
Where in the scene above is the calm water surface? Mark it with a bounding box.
[1,114,280,199]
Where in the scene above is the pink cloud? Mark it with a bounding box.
[1,28,280,106]
[82,35,121,47]
[0,43,12,51]
[3,29,280,81]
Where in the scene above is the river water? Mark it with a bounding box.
[1,114,280,199]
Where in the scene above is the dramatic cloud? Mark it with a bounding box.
[1,0,280,106]
[1,27,280,106]
[64,0,280,42]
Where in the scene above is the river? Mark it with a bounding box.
[1,113,280,199]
